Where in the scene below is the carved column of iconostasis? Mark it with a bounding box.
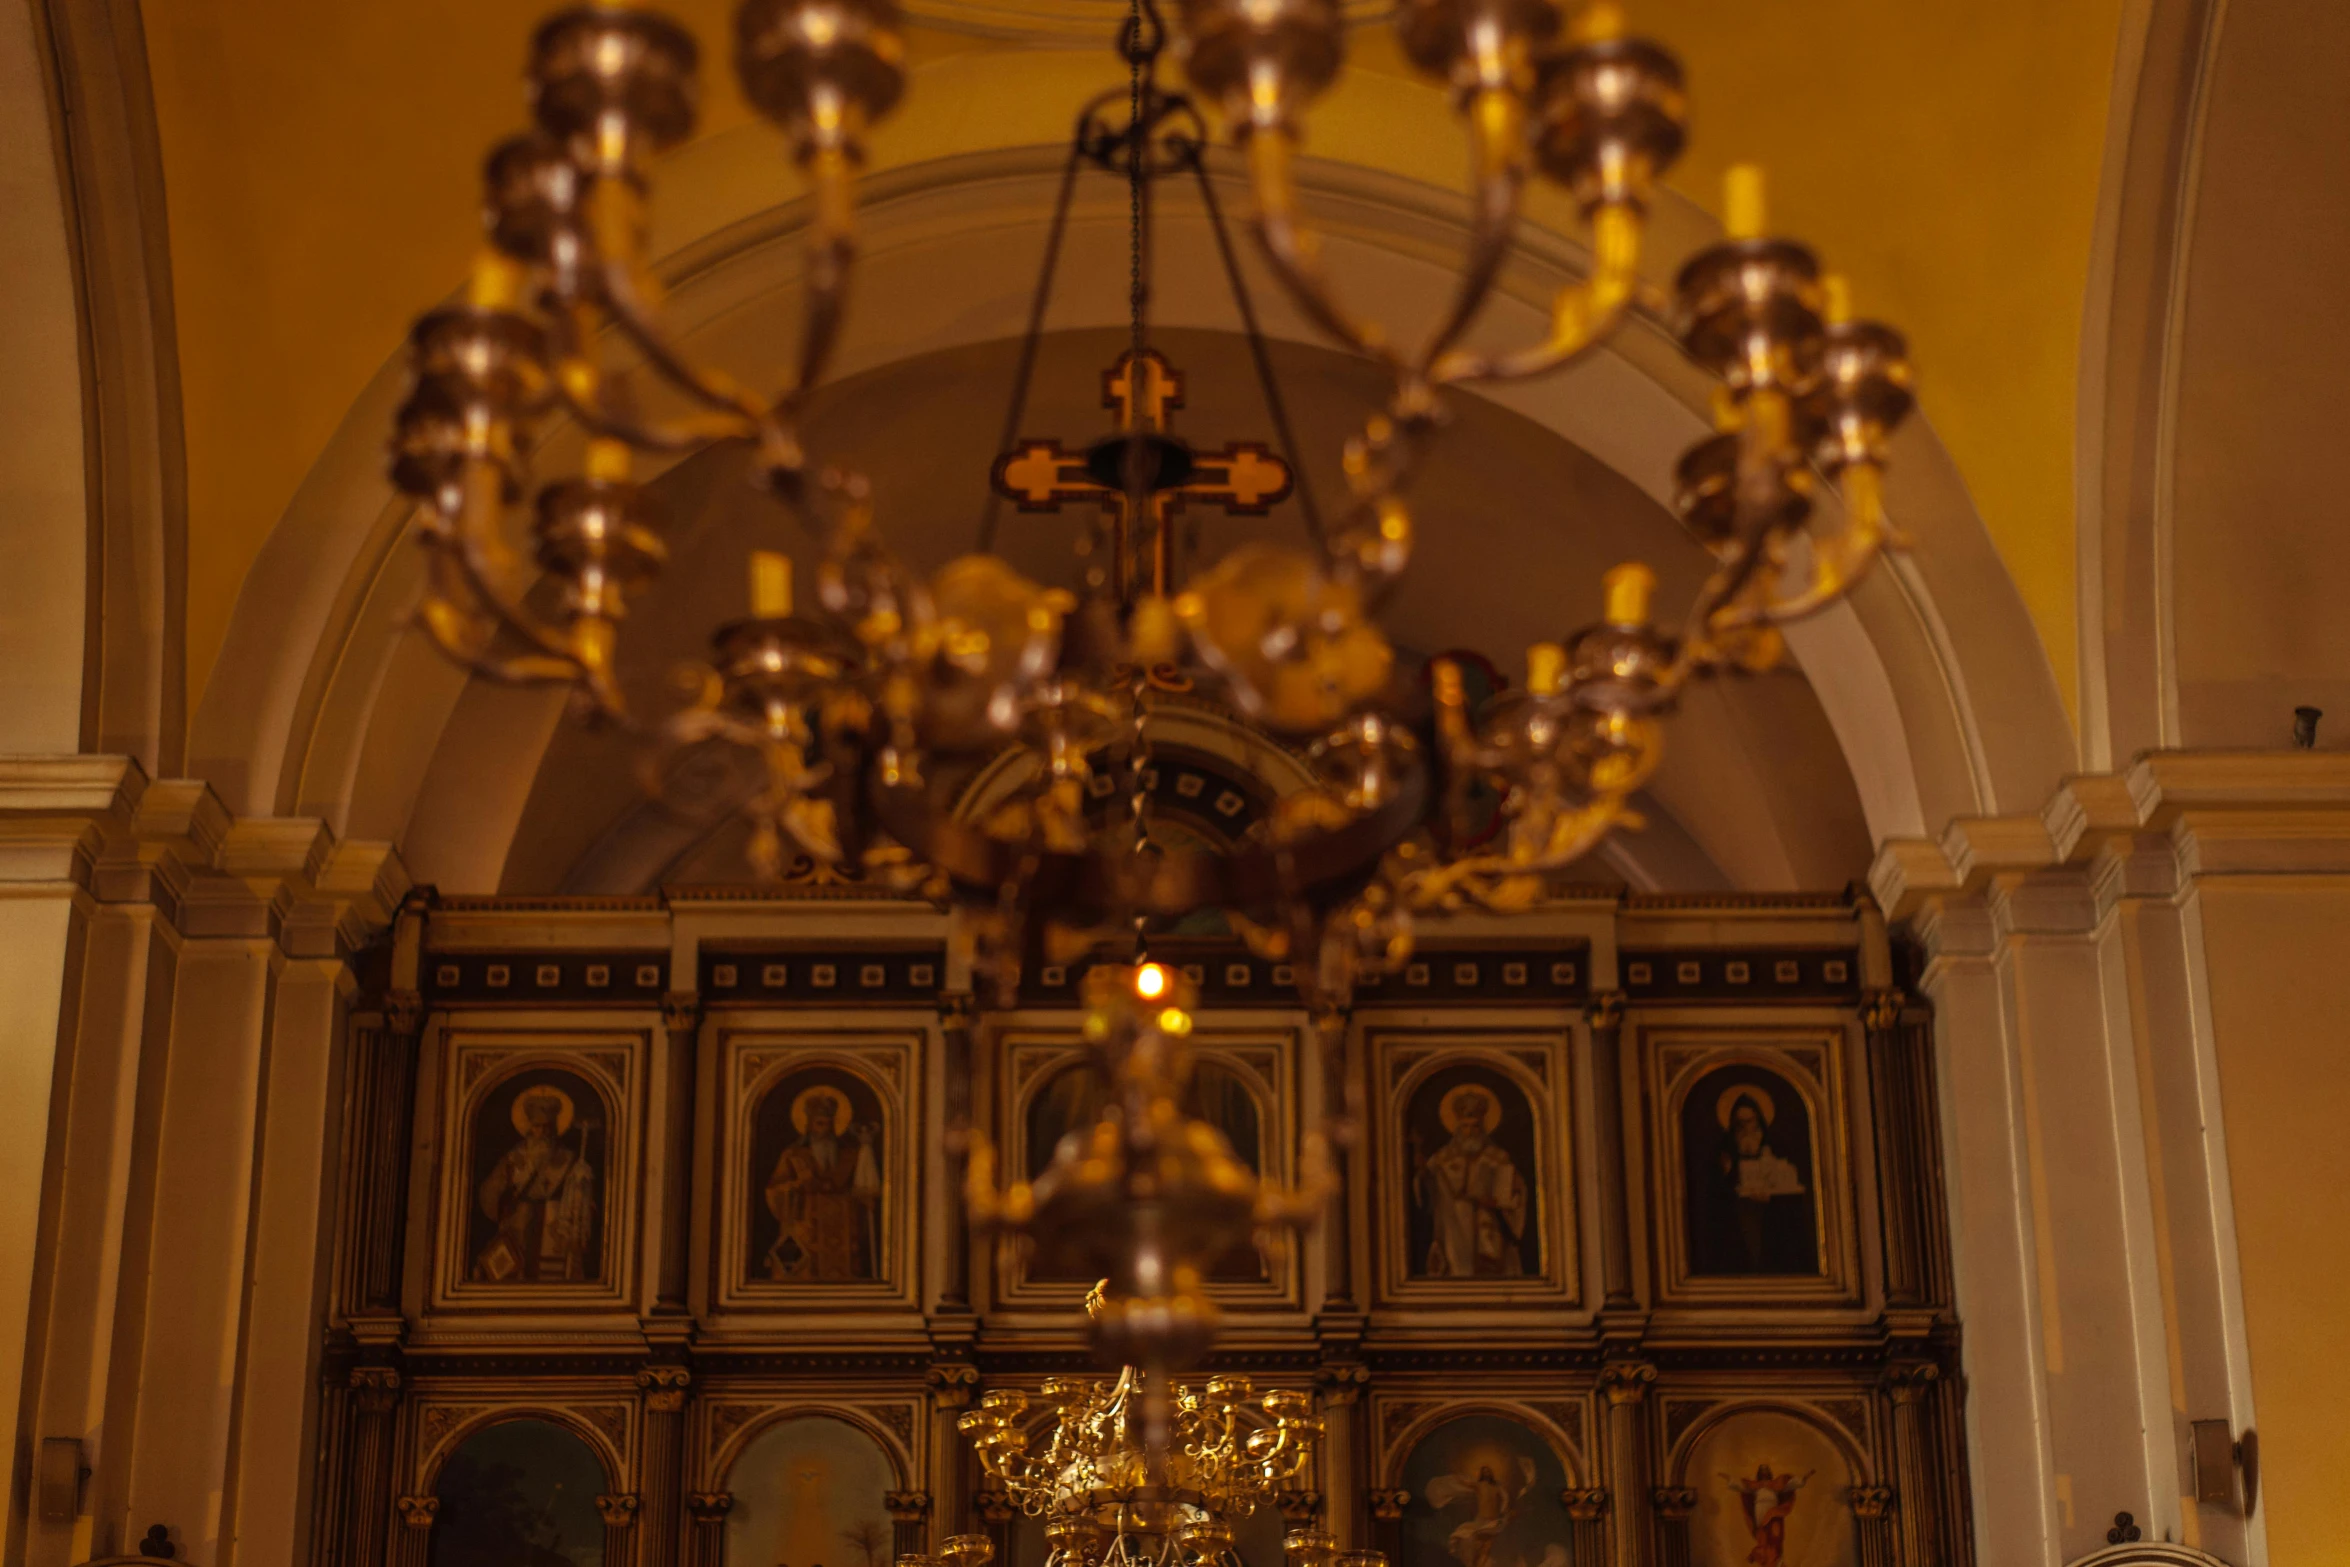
[1314,1000,1367,1554]
[639,1365,694,1567]
[687,1490,733,1567]
[1860,890,1966,1567]
[1848,1484,1897,1567]
[1651,1486,1696,1567]
[391,1494,437,1567]
[1584,991,1637,1310]
[1600,1359,1659,1567]
[328,891,430,1567]
[600,1490,643,1566]
[932,987,982,1544]
[937,991,978,1313]
[638,988,702,1567]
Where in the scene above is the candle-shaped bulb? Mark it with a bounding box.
[1571,1,1625,43]
[1822,273,1853,327]
[468,249,525,310]
[751,551,793,619]
[1527,642,1566,696]
[1603,562,1656,626]
[584,438,632,482]
[1724,164,1767,241]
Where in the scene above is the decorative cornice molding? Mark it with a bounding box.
[1874,750,2350,919]
[0,755,412,949]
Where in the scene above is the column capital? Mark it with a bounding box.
[927,1358,981,1409]
[688,1492,735,1521]
[638,1364,692,1411]
[397,1495,439,1530]
[1597,1358,1657,1405]
[1367,1488,1410,1522]
[1584,990,1626,1029]
[1861,986,1905,1033]
[350,1364,404,1413]
[1848,1484,1896,1521]
[1313,1355,1369,1407]
[1561,1487,1609,1523]
[1651,1487,1698,1521]
[1882,1360,1941,1403]
[660,990,702,1036]
[597,1493,642,1530]
[886,1490,934,1521]
[384,988,425,1034]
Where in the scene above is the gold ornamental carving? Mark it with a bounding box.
[350,1366,402,1415]
[1883,1361,1941,1404]
[639,1365,692,1413]
[1598,1360,1657,1406]
[928,1360,981,1410]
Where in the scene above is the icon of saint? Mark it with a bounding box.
[1411,1083,1529,1277]
[474,1084,598,1283]
[764,1088,882,1280]
[1692,1082,1816,1275]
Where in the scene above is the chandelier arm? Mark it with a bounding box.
[414,464,633,719]
[1191,154,1324,545]
[1413,86,1528,376]
[977,133,1092,554]
[595,280,777,429]
[652,694,850,874]
[1668,390,1803,662]
[545,363,759,453]
[1395,749,1658,913]
[1427,199,1642,386]
[1707,459,1900,629]
[410,585,625,714]
[1241,130,1402,370]
[581,179,780,432]
[779,144,861,406]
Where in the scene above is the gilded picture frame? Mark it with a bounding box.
[996,1028,1302,1311]
[1370,1030,1578,1306]
[1642,1025,1858,1305]
[430,1029,645,1312]
[716,1029,921,1312]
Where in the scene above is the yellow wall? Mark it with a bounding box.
[139,0,2120,723]
[2194,876,2350,1562]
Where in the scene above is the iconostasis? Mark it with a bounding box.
[319,878,1965,1567]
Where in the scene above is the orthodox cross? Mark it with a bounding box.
[989,348,1294,598]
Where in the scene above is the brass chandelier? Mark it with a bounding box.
[388,0,1915,1370]
[952,1283,1335,1567]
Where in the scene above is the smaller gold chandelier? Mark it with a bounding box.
[957,1337,1330,1567]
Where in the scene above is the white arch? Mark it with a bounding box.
[190,50,2071,889]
